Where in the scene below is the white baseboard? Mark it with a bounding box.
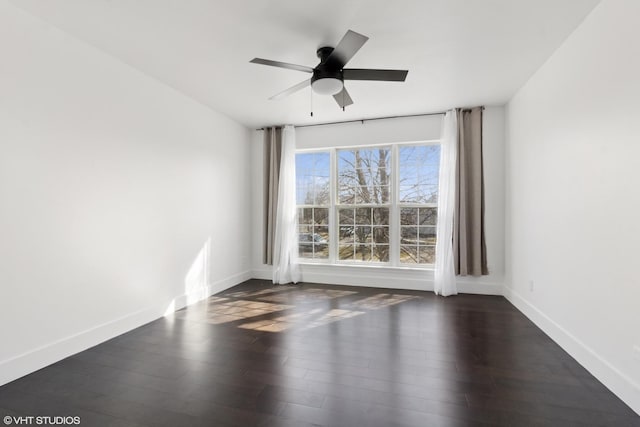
[0,305,162,388]
[503,286,640,416]
[0,270,251,387]
[252,265,503,295]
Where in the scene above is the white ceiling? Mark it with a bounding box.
[9,0,599,129]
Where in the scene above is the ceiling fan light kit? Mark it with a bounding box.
[311,78,343,95]
[250,30,408,110]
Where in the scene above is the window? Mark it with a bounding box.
[398,145,440,264]
[337,149,390,262]
[296,152,330,259]
[296,142,440,267]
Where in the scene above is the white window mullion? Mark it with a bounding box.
[390,145,400,267]
[329,148,337,263]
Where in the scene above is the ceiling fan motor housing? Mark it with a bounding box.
[311,67,343,84]
[316,46,335,63]
[311,46,344,95]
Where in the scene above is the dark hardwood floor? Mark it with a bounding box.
[1,280,638,426]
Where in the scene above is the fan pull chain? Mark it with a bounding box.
[310,89,313,117]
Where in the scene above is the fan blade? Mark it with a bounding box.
[343,69,408,81]
[323,30,369,69]
[269,79,310,100]
[250,58,313,73]
[333,87,354,109]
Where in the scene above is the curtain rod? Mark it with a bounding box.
[256,111,446,131]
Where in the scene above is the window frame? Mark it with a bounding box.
[295,151,332,262]
[395,143,440,266]
[335,145,391,266]
[295,139,441,269]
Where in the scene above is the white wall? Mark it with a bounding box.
[505,0,640,414]
[251,108,505,294]
[0,1,252,386]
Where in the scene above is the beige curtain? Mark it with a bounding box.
[454,107,488,276]
[263,127,282,265]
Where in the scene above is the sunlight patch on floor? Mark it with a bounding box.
[174,299,292,325]
[237,307,365,332]
[174,287,419,331]
[225,287,292,298]
[255,288,357,304]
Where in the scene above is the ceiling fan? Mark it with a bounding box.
[250,30,408,110]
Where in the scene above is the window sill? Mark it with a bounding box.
[297,261,434,272]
